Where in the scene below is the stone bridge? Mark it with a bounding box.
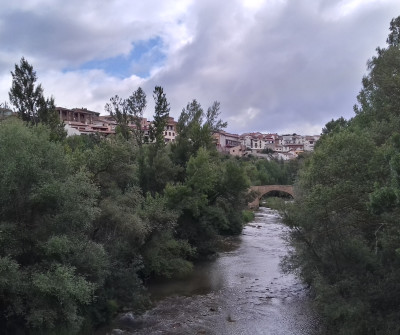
[248,185,294,209]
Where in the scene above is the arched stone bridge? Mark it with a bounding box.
[248,185,294,209]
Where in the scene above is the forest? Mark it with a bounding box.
[283,16,400,335]
[0,59,297,334]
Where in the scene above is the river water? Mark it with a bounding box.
[108,207,321,335]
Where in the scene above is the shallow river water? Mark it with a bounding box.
[108,207,321,335]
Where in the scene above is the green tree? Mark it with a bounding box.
[105,87,147,143]
[150,86,170,147]
[171,99,221,171]
[105,95,131,140]
[205,101,227,132]
[321,117,348,136]
[9,57,43,123]
[284,16,400,334]
[0,119,104,333]
[126,87,147,146]
[166,149,249,255]
[8,57,65,140]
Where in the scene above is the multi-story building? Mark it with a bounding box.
[304,135,320,151]
[240,132,262,150]
[213,131,241,153]
[164,117,178,143]
[57,107,100,124]
[240,132,279,151]
[57,107,115,136]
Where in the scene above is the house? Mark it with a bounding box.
[163,117,178,143]
[304,135,320,151]
[56,107,100,124]
[57,107,114,136]
[229,144,248,157]
[213,131,241,153]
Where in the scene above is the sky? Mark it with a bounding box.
[1,0,400,135]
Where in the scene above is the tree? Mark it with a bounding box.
[283,16,400,334]
[321,117,348,136]
[171,99,220,170]
[9,58,57,125]
[205,101,227,133]
[9,57,43,123]
[8,57,65,140]
[0,119,104,333]
[105,95,131,140]
[166,149,249,255]
[105,87,148,143]
[150,86,170,146]
[126,87,147,146]
[387,16,400,46]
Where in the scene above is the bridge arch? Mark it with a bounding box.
[248,185,294,209]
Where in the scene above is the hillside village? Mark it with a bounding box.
[1,105,320,160]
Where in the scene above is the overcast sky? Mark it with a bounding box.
[1,0,400,135]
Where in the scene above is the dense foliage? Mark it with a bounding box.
[0,117,251,334]
[0,81,259,334]
[1,56,300,334]
[284,17,400,334]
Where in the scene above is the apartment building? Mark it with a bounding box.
[240,133,279,151]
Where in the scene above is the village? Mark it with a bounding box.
[1,105,320,160]
[58,106,321,160]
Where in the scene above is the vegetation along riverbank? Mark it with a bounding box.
[0,58,298,334]
[280,16,400,335]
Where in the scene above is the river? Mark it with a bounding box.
[106,207,321,335]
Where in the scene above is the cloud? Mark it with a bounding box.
[1,0,400,135]
[148,0,400,133]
